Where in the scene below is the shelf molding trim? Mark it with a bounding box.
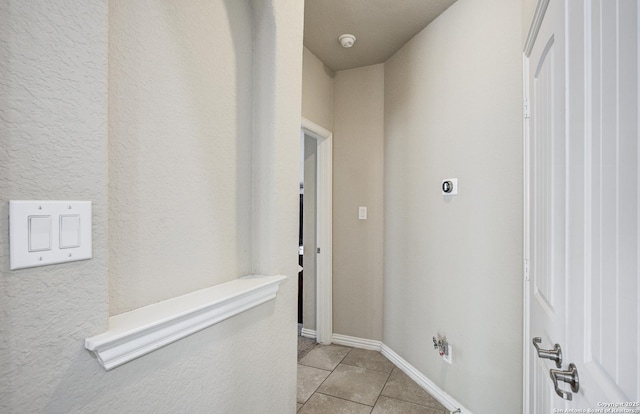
[85,274,287,371]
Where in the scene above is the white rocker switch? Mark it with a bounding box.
[59,215,81,248]
[28,216,52,252]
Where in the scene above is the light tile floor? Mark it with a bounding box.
[297,337,450,414]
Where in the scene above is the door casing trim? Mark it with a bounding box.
[301,117,333,344]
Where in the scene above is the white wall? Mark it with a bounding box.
[522,0,538,41]
[109,0,253,314]
[383,0,523,412]
[302,47,334,131]
[333,64,385,341]
[0,1,109,411]
[248,1,303,408]
[0,1,302,413]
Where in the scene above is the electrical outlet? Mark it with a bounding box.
[443,345,452,364]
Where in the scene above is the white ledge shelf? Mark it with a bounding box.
[85,274,287,371]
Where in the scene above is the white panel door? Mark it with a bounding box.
[527,0,640,411]
[527,0,567,411]
[565,0,640,409]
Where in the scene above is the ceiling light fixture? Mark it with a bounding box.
[338,34,356,48]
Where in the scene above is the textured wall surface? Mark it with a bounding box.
[250,0,303,410]
[383,0,523,412]
[0,1,302,413]
[0,1,109,411]
[108,0,254,314]
[302,47,334,131]
[332,64,385,341]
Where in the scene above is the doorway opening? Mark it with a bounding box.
[299,132,316,337]
[299,118,333,345]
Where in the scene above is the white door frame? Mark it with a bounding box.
[522,53,532,414]
[301,117,333,344]
[522,1,550,412]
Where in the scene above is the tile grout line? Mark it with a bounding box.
[297,340,321,410]
[311,345,353,396]
[297,362,333,371]
[374,393,450,413]
[368,366,393,412]
[338,360,395,374]
[306,345,391,413]
[298,343,355,411]
[314,392,375,409]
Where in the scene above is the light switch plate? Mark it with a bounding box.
[9,201,92,270]
[358,206,367,220]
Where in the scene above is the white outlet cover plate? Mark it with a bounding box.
[9,200,92,270]
[443,345,452,364]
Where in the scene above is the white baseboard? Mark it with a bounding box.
[380,343,472,414]
[300,328,316,339]
[332,334,381,351]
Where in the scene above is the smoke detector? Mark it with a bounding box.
[338,34,356,48]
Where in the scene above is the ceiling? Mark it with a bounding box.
[303,0,458,72]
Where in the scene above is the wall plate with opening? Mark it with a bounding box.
[442,178,458,196]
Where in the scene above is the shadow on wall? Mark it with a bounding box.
[108,0,255,314]
[43,302,277,413]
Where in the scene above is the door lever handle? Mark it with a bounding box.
[550,363,579,401]
[532,337,563,368]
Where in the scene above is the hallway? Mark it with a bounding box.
[297,337,450,413]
